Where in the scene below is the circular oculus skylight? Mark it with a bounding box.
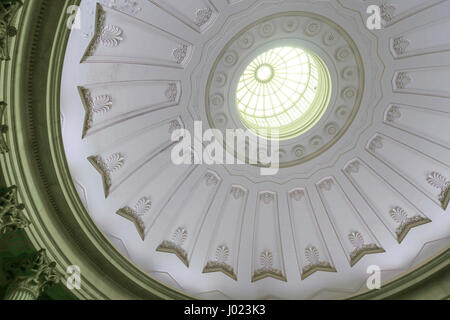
[236,46,332,140]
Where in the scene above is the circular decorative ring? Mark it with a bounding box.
[205,12,364,167]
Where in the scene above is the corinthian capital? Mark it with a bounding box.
[0,0,23,61]
[5,249,60,300]
[0,186,30,235]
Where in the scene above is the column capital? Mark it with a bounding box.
[0,186,30,235]
[5,249,60,300]
[0,0,23,61]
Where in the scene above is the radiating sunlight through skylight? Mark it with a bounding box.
[236,46,331,140]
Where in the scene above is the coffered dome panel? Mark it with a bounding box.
[60,0,450,299]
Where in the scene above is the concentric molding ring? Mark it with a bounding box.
[205,12,365,168]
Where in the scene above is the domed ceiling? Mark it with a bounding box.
[60,0,450,299]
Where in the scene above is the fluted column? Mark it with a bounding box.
[4,288,36,300]
[4,249,60,300]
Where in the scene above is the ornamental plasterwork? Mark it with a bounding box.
[260,250,273,269]
[0,0,22,61]
[289,189,304,201]
[426,172,450,210]
[368,136,383,152]
[344,160,360,175]
[5,249,60,300]
[91,95,113,115]
[238,32,254,49]
[99,0,142,16]
[79,87,113,138]
[304,20,321,37]
[252,250,286,282]
[282,17,299,33]
[205,172,219,186]
[385,105,401,122]
[393,37,410,56]
[172,227,188,246]
[348,231,385,267]
[260,192,274,204]
[156,227,189,267]
[0,186,30,235]
[230,186,245,200]
[342,87,357,100]
[100,25,124,47]
[173,44,188,64]
[194,8,213,27]
[215,245,229,263]
[301,246,336,280]
[342,67,357,81]
[84,5,124,58]
[292,145,306,158]
[203,245,237,280]
[116,197,151,240]
[395,72,412,89]
[258,22,276,38]
[335,46,351,62]
[168,119,182,135]
[222,50,238,67]
[323,30,338,46]
[319,179,334,191]
[165,83,178,102]
[380,2,396,23]
[389,207,431,243]
[309,136,323,149]
[0,101,9,153]
[88,152,125,197]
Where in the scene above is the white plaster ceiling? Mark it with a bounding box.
[60,0,450,299]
